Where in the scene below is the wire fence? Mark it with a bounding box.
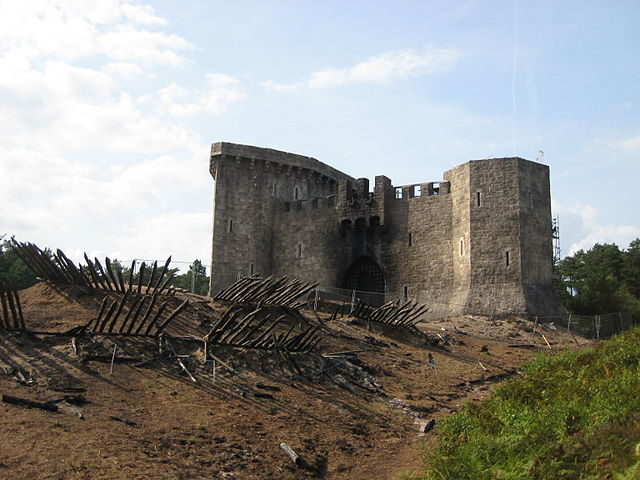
[306,286,637,341]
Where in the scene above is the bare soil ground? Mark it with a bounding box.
[0,282,590,479]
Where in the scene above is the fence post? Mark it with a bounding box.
[595,315,601,340]
[530,316,539,342]
[566,314,572,334]
[619,312,624,332]
[350,290,356,314]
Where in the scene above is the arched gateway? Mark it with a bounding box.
[342,256,385,293]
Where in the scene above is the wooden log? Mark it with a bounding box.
[136,262,146,294]
[251,316,284,348]
[133,293,156,335]
[152,256,172,293]
[18,242,59,281]
[53,252,76,283]
[97,299,118,333]
[210,308,248,343]
[127,259,136,293]
[118,295,142,333]
[109,415,137,427]
[57,249,88,286]
[4,285,20,329]
[125,296,147,334]
[105,258,121,292]
[234,314,273,346]
[86,296,109,332]
[116,268,126,293]
[84,254,106,290]
[12,288,26,329]
[146,261,158,289]
[154,299,189,335]
[0,290,9,328]
[142,300,169,335]
[2,394,58,412]
[106,292,129,333]
[156,272,175,296]
[93,258,113,291]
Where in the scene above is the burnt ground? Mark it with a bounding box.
[0,282,590,480]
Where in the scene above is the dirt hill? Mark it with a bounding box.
[0,281,587,479]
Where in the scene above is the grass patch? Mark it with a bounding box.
[415,327,640,480]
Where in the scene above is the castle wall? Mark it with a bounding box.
[209,142,562,318]
[208,142,353,294]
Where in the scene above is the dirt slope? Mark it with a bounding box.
[0,282,588,479]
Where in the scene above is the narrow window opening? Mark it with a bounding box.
[476,191,481,207]
[414,185,422,197]
[297,243,302,258]
[395,187,403,199]
[228,219,233,233]
[505,251,510,267]
[408,232,413,247]
[403,286,408,301]
[294,187,299,200]
[460,237,465,256]
[250,263,254,275]
[272,183,277,196]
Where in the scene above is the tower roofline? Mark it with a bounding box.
[211,142,355,183]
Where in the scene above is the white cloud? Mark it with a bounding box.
[0,1,192,66]
[157,73,246,117]
[553,201,640,255]
[121,3,167,26]
[616,135,640,152]
[98,26,192,67]
[114,211,213,267]
[307,46,462,88]
[261,80,302,92]
[569,225,640,254]
[103,62,145,79]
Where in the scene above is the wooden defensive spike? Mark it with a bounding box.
[133,292,156,335]
[106,292,130,333]
[146,261,158,289]
[152,256,172,293]
[136,262,146,294]
[93,257,113,291]
[143,300,169,335]
[127,260,136,293]
[126,296,147,334]
[118,295,142,333]
[86,296,109,332]
[105,258,121,293]
[154,299,189,335]
[97,299,118,332]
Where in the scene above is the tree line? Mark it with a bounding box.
[0,236,210,295]
[556,238,640,320]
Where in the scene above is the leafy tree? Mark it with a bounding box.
[0,235,37,289]
[173,259,209,295]
[623,238,640,298]
[557,239,640,320]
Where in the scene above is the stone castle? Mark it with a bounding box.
[208,142,562,318]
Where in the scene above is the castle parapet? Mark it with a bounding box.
[210,142,355,184]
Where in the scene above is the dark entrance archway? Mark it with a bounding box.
[342,256,385,295]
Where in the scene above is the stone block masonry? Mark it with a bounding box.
[209,142,563,318]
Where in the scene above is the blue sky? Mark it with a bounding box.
[0,0,638,271]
